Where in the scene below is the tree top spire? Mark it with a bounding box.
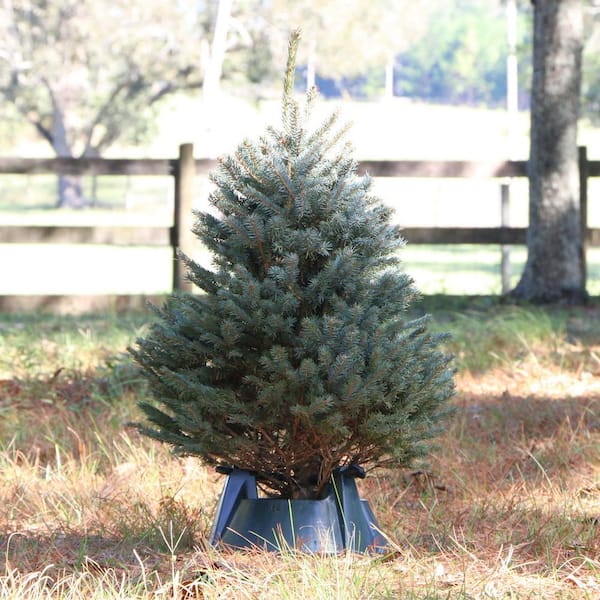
[282,29,301,123]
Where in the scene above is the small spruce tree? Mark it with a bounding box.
[130,31,454,500]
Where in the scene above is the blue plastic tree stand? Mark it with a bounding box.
[209,465,387,553]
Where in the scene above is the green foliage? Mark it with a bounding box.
[398,3,520,106]
[268,0,446,82]
[131,33,454,499]
[0,0,204,157]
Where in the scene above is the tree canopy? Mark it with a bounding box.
[0,0,204,159]
[2,0,600,163]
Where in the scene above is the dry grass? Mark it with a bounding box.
[0,304,599,598]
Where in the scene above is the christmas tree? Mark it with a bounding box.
[130,31,454,500]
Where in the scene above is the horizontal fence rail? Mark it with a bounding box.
[0,225,170,246]
[0,157,217,176]
[399,227,528,245]
[358,159,527,178]
[1,143,599,311]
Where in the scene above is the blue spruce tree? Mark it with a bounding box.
[130,31,454,500]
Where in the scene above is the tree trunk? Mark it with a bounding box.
[202,0,233,105]
[201,0,233,156]
[51,101,87,208]
[511,0,585,303]
[57,175,86,208]
[385,58,394,99]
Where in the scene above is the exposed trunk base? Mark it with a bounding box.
[509,280,588,305]
[57,174,87,208]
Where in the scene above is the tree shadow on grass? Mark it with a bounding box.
[0,530,147,576]
[369,390,599,568]
[439,391,600,501]
[456,392,600,445]
[0,526,210,583]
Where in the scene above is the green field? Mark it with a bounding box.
[2,98,600,297]
[3,239,600,296]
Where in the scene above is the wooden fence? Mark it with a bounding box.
[1,143,599,311]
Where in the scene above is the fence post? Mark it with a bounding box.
[500,183,511,294]
[578,145,588,292]
[172,143,195,293]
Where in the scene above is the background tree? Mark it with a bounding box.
[0,0,204,206]
[398,1,525,105]
[266,0,445,95]
[511,0,585,303]
[198,0,270,155]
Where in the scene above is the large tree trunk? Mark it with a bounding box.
[50,89,87,208]
[511,0,585,303]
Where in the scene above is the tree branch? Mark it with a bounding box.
[4,77,54,147]
[82,78,132,156]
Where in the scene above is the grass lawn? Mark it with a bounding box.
[3,243,600,296]
[0,301,598,598]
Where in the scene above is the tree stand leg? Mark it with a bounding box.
[209,466,387,553]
